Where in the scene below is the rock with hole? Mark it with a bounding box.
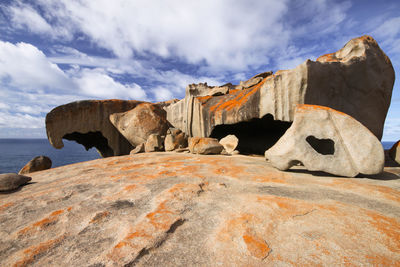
[265,104,384,177]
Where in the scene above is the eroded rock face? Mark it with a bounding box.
[265,105,384,177]
[109,103,169,147]
[189,137,224,154]
[1,153,399,266]
[19,156,52,175]
[165,35,394,144]
[389,140,400,165]
[46,100,144,157]
[0,173,31,191]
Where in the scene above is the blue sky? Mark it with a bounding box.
[0,0,399,140]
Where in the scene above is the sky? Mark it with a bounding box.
[0,0,399,141]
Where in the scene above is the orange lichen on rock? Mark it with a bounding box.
[243,232,271,259]
[107,183,203,265]
[17,209,66,236]
[296,104,347,116]
[12,235,65,267]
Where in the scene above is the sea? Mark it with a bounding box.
[0,139,397,174]
[0,139,99,174]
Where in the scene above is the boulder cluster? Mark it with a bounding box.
[44,35,397,177]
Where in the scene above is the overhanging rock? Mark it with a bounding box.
[265,104,385,177]
[46,100,145,157]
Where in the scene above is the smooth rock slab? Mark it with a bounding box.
[0,153,399,266]
[265,104,384,177]
[19,156,52,175]
[0,173,31,191]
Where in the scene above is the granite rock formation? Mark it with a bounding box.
[109,103,169,147]
[1,153,399,266]
[165,35,394,154]
[46,100,144,157]
[0,173,31,191]
[19,156,52,175]
[265,105,384,177]
[390,140,400,165]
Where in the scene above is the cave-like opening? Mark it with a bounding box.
[63,131,114,157]
[210,114,292,155]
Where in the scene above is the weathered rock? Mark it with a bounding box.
[265,105,384,177]
[19,156,52,175]
[46,100,145,157]
[0,173,31,191]
[109,103,169,147]
[165,36,394,153]
[389,140,400,165]
[219,134,239,154]
[1,153,399,266]
[189,137,224,154]
[164,128,188,151]
[145,134,164,152]
[130,143,145,155]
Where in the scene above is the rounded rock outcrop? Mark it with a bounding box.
[19,156,52,175]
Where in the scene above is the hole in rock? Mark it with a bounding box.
[306,136,335,155]
[63,131,114,157]
[210,114,292,155]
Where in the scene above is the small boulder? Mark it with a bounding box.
[0,173,32,191]
[19,156,52,175]
[389,140,400,165]
[219,135,239,154]
[109,103,169,147]
[145,134,164,152]
[265,104,384,177]
[164,128,188,151]
[130,143,145,155]
[189,137,224,155]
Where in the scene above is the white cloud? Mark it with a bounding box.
[151,87,175,102]
[8,3,53,35]
[73,68,147,100]
[0,41,74,92]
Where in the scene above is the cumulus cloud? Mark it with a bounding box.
[0,41,74,92]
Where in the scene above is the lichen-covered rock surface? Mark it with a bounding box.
[1,153,399,266]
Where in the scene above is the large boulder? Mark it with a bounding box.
[165,35,394,154]
[1,153,399,266]
[389,140,400,165]
[46,100,144,157]
[265,105,384,177]
[0,173,31,191]
[109,103,170,147]
[19,156,52,175]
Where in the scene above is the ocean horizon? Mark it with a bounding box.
[0,138,397,174]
